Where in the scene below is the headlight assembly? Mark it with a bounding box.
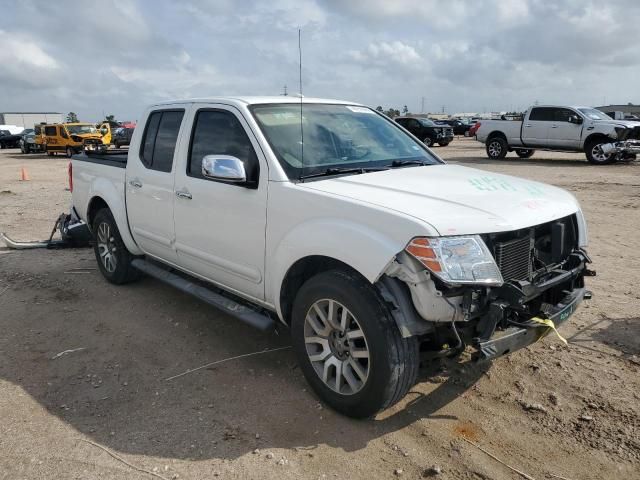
[405,235,503,286]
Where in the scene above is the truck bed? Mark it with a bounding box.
[72,150,128,168]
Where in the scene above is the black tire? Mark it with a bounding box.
[92,209,141,284]
[585,138,615,165]
[65,146,73,158]
[438,141,450,147]
[0,142,5,149]
[423,137,433,147]
[291,269,419,418]
[486,136,508,159]
[515,149,535,158]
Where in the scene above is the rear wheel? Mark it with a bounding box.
[486,137,508,159]
[515,149,535,158]
[438,141,450,147]
[92,209,140,284]
[585,138,615,164]
[423,137,433,147]
[65,146,73,158]
[291,269,419,418]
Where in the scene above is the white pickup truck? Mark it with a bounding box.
[475,105,640,164]
[71,96,593,418]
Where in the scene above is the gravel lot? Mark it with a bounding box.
[1,139,638,479]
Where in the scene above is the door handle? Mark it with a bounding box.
[551,125,558,128]
[129,179,142,188]
[175,190,192,200]
[524,124,532,127]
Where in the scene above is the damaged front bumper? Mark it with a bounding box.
[601,139,640,156]
[473,249,592,360]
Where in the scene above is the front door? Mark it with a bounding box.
[173,105,268,301]
[522,107,552,146]
[547,107,583,148]
[125,107,187,263]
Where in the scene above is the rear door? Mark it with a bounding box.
[125,106,187,263]
[522,107,552,146]
[547,107,582,148]
[172,104,268,301]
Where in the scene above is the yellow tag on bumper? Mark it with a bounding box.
[530,317,568,346]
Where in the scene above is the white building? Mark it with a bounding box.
[0,112,63,129]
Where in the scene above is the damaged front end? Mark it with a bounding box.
[380,214,593,361]
[601,125,640,158]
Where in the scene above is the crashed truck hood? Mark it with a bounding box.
[302,164,581,236]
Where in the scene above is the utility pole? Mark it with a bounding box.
[441,105,445,114]
[421,96,425,114]
[282,85,288,96]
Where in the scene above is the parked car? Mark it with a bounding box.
[112,126,135,148]
[395,116,454,146]
[475,105,640,164]
[468,121,481,137]
[71,96,592,418]
[0,129,22,148]
[437,119,473,136]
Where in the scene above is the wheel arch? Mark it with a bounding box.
[86,193,142,255]
[279,255,367,326]
[486,131,507,143]
[583,132,610,149]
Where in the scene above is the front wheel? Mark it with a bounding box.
[65,146,73,158]
[486,137,508,159]
[515,149,535,158]
[291,270,419,418]
[585,138,615,165]
[423,137,433,147]
[92,209,140,284]
[438,141,451,147]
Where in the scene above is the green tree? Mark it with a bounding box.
[385,108,401,118]
[105,114,116,123]
[402,105,409,115]
[66,112,78,123]
[375,106,384,112]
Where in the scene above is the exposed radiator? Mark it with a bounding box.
[494,235,533,281]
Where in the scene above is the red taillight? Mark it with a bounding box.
[68,161,73,192]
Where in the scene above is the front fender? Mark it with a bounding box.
[269,218,404,318]
[87,178,143,255]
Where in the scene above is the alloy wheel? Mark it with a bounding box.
[97,222,117,273]
[591,144,611,163]
[488,140,502,157]
[303,299,370,395]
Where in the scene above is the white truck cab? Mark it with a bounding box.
[71,97,593,417]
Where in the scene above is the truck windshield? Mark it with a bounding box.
[250,103,440,180]
[578,108,610,121]
[66,124,97,134]
[419,119,436,126]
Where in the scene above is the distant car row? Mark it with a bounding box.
[5,122,136,156]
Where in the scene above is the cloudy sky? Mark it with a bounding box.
[1,0,639,121]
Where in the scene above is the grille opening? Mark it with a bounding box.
[485,215,578,282]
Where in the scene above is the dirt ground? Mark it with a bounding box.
[1,139,638,480]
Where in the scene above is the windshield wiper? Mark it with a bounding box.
[386,160,429,168]
[298,166,388,181]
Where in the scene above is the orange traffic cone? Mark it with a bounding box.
[20,167,30,181]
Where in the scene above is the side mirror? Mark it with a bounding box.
[100,127,109,135]
[202,155,246,183]
[568,115,583,124]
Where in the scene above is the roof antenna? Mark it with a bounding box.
[298,28,305,180]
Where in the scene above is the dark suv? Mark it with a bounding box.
[395,117,454,147]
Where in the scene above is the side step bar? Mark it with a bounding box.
[131,259,275,332]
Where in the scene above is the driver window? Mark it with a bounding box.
[188,109,259,183]
[553,108,574,123]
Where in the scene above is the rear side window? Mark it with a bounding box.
[188,109,259,184]
[44,126,57,136]
[529,107,553,121]
[140,110,184,172]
